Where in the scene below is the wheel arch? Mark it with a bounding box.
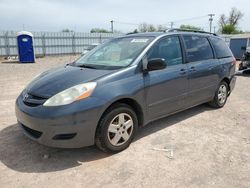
[98,98,144,127]
[221,77,231,93]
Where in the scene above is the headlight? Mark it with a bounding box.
[43,82,97,106]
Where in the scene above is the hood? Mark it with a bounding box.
[26,65,116,97]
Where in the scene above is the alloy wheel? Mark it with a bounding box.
[218,84,227,105]
[107,113,134,146]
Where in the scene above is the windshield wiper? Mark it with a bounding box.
[78,64,97,69]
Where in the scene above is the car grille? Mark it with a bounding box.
[20,123,43,139]
[23,92,48,107]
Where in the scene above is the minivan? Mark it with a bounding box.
[16,30,236,153]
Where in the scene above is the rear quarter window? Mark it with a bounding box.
[183,35,214,62]
[210,37,232,58]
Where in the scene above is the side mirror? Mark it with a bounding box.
[145,58,167,72]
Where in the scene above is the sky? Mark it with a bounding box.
[0,0,249,33]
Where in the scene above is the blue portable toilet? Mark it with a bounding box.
[17,31,35,63]
[229,35,250,60]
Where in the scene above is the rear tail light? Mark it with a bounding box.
[232,57,237,65]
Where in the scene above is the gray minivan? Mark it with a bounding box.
[16,30,236,153]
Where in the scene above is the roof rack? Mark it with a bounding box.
[165,28,217,36]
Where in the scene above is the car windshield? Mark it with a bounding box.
[74,36,154,70]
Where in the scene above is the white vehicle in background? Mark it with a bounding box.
[82,43,100,56]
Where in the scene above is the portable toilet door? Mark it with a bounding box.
[17,31,35,63]
[229,38,248,60]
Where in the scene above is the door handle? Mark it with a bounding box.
[179,68,186,75]
[190,66,196,72]
[208,66,215,70]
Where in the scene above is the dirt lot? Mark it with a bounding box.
[0,56,249,188]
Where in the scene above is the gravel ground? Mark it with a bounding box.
[0,56,249,188]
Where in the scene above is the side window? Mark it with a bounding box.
[210,37,232,58]
[183,35,214,62]
[148,36,183,66]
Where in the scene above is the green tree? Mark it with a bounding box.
[221,25,237,34]
[179,24,203,31]
[219,7,244,34]
[148,24,157,32]
[90,28,110,33]
[127,29,139,35]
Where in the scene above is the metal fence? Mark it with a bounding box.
[0,31,120,57]
[0,31,241,57]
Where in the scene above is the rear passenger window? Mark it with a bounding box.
[148,36,183,66]
[210,37,232,58]
[183,35,214,62]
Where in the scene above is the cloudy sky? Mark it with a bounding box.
[0,0,249,33]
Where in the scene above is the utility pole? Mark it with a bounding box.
[208,14,215,33]
[110,20,114,33]
[170,22,174,29]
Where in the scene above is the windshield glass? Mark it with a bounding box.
[74,36,154,70]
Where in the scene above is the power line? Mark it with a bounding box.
[171,15,208,23]
[163,15,208,27]
[114,15,209,26]
[110,15,213,31]
[114,21,139,26]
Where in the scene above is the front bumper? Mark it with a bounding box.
[15,94,107,148]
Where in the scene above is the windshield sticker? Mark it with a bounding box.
[131,39,149,43]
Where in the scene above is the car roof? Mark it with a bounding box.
[123,31,217,38]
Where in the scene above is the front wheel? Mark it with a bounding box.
[208,81,229,108]
[95,103,138,153]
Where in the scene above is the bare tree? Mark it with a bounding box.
[218,7,244,34]
[157,25,167,31]
[219,7,243,27]
[228,7,244,26]
[219,14,227,27]
[138,23,148,32]
[138,23,157,32]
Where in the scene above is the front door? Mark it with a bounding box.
[144,36,188,120]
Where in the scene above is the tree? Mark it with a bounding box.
[148,24,157,32]
[138,23,157,32]
[179,24,203,31]
[138,23,148,32]
[219,7,244,34]
[90,28,110,33]
[127,29,139,35]
[61,28,74,32]
[221,25,237,34]
[157,25,167,32]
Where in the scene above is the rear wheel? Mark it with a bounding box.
[208,81,229,108]
[95,103,138,153]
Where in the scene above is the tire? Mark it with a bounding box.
[95,103,138,153]
[208,81,229,108]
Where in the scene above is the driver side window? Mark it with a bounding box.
[148,36,183,66]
